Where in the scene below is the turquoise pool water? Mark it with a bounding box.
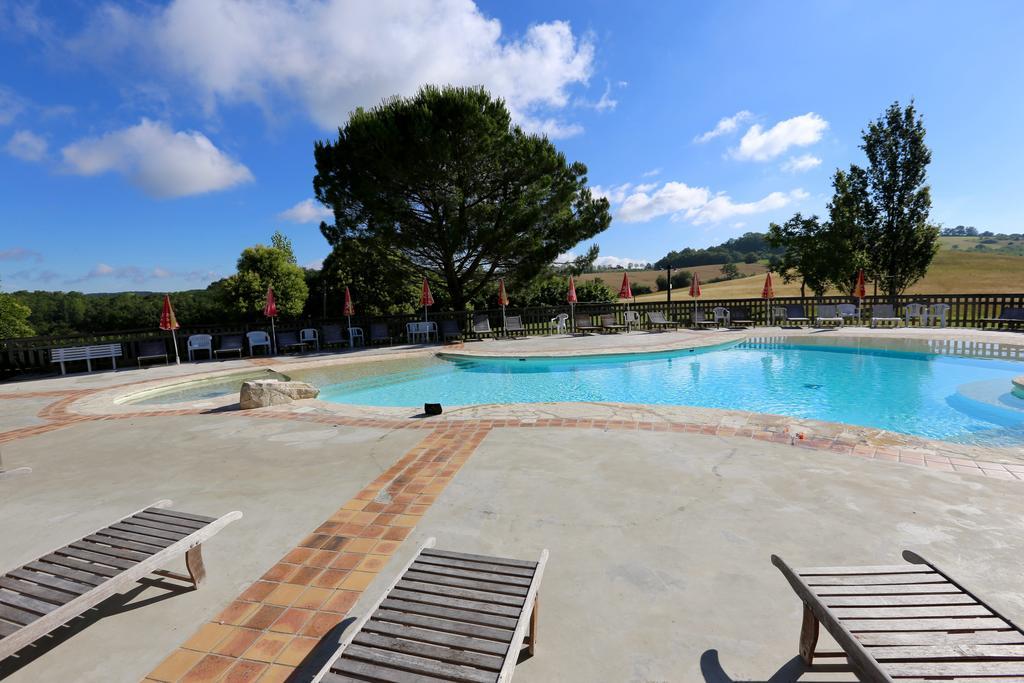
[317,340,1024,446]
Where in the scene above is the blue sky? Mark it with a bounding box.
[1,0,1022,293]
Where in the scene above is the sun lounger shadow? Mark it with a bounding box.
[700,649,853,683]
[285,617,359,682]
[0,577,192,677]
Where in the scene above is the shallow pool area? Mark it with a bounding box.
[315,338,1024,446]
[122,369,290,405]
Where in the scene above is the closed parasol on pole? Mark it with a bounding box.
[264,285,278,354]
[567,275,578,332]
[762,272,775,325]
[420,277,434,321]
[159,294,181,365]
[497,278,509,330]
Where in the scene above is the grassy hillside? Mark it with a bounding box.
[586,262,767,291]
[625,251,1024,302]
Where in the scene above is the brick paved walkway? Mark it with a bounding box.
[143,423,490,682]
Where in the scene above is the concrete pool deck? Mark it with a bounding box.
[1,326,1024,681]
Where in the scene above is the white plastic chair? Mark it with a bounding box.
[187,334,213,361]
[712,306,731,328]
[623,310,640,332]
[905,303,928,326]
[246,331,271,356]
[300,328,320,351]
[550,313,568,334]
[348,327,364,347]
[928,303,950,327]
[406,322,432,344]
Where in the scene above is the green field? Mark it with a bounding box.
[589,248,1024,302]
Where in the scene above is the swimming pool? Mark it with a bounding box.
[316,339,1024,446]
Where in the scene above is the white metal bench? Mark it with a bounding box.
[50,343,122,375]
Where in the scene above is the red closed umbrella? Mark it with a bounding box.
[343,286,355,331]
[497,279,509,329]
[264,286,278,353]
[618,272,633,300]
[689,273,702,324]
[762,272,775,324]
[567,275,578,331]
[853,269,866,319]
[420,277,434,321]
[159,294,181,364]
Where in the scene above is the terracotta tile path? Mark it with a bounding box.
[144,422,490,682]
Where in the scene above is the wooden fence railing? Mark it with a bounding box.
[3,293,1023,377]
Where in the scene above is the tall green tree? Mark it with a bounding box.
[221,238,308,318]
[858,101,938,298]
[313,85,612,310]
[766,214,834,297]
[825,166,872,292]
[319,238,419,316]
[0,279,35,338]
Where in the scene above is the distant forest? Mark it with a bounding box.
[653,232,784,269]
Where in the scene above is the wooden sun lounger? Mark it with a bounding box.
[0,500,241,661]
[646,311,679,331]
[574,314,599,335]
[599,314,626,333]
[772,550,1024,682]
[979,307,1024,329]
[315,538,548,683]
[504,315,528,338]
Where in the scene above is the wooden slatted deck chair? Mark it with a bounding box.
[276,330,306,354]
[370,323,394,346]
[503,315,528,338]
[979,306,1024,330]
[440,320,462,343]
[471,314,494,340]
[322,324,347,349]
[599,314,626,333]
[137,339,169,367]
[772,550,1024,682]
[214,334,245,358]
[727,307,755,328]
[692,309,719,329]
[0,500,241,662]
[646,311,680,331]
[814,305,844,328]
[573,313,599,335]
[870,304,902,328]
[314,538,548,683]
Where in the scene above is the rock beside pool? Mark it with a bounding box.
[240,379,319,409]
[1014,376,1024,400]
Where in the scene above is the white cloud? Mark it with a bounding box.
[694,110,752,143]
[594,255,644,268]
[594,83,617,112]
[0,86,26,125]
[5,130,48,161]
[68,262,218,285]
[61,118,253,198]
[0,247,43,262]
[591,182,634,204]
[611,179,807,225]
[618,182,710,222]
[641,168,661,177]
[279,199,332,224]
[73,0,595,135]
[781,154,822,173]
[687,189,808,225]
[731,112,828,161]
